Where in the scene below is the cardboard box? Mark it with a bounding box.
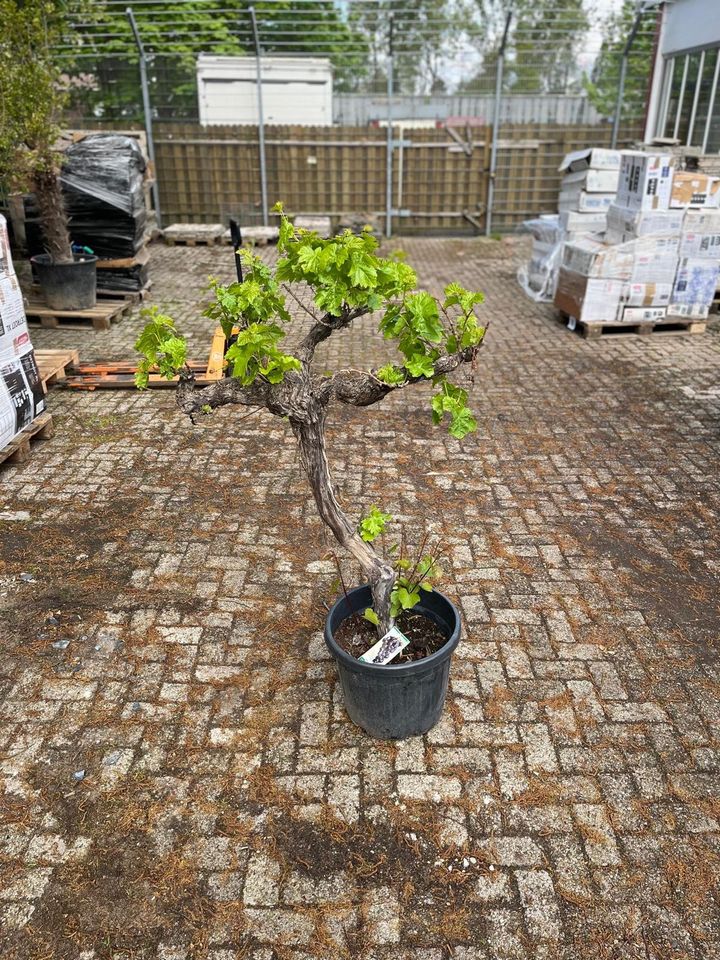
[559,210,607,233]
[621,306,667,323]
[629,254,679,285]
[0,214,14,283]
[562,168,619,193]
[670,258,720,315]
[554,268,623,323]
[0,346,46,451]
[670,172,720,208]
[679,232,720,258]
[622,283,672,307]
[666,302,712,320]
[616,152,673,212]
[558,190,615,213]
[0,275,31,358]
[558,148,622,173]
[683,208,720,234]
[562,235,678,281]
[606,203,684,244]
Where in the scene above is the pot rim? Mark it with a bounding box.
[31,253,98,266]
[324,584,462,677]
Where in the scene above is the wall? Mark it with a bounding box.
[662,0,720,56]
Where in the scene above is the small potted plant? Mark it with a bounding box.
[0,0,97,310]
[136,207,486,738]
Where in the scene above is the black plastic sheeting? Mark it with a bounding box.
[24,134,148,261]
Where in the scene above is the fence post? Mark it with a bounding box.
[486,10,512,237]
[249,6,269,227]
[612,4,644,149]
[126,7,163,229]
[385,13,395,239]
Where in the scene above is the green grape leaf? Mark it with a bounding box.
[375,364,406,387]
[358,505,393,542]
[363,607,380,626]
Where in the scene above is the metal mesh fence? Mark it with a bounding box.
[60,1,660,125]
[53,2,660,235]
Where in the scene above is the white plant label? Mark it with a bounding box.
[567,316,577,331]
[359,626,410,665]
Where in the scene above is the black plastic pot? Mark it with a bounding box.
[324,585,461,739]
[31,254,97,311]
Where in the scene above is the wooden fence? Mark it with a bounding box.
[151,121,644,233]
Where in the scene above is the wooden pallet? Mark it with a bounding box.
[24,296,133,331]
[95,282,153,304]
[0,413,54,467]
[223,225,280,246]
[61,360,212,390]
[34,349,79,391]
[557,311,707,340]
[31,281,152,305]
[96,246,150,270]
[59,327,228,390]
[163,223,225,246]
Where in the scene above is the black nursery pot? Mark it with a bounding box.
[31,254,97,311]
[324,585,461,740]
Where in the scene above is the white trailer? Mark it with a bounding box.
[196,54,333,126]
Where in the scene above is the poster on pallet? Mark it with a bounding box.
[0,214,45,453]
[0,348,46,450]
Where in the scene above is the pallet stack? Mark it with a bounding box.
[0,214,51,464]
[519,149,622,302]
[553,152,720,337]
[22,134,153,297]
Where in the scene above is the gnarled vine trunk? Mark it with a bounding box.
[291,410,396,634]
[33,168,73,264]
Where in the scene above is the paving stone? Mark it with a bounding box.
[514,869,562,941]
[2,240,719,958]
[244,853,281,906]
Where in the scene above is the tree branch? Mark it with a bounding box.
[330,346,478,408]
[295,305,371,366]
[175,367,270,419]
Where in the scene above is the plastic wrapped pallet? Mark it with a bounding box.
[554,268,623,324]
[668,258,720,319]
[23,135,148,260]
[61,134,148,258]
[517,216,564,302]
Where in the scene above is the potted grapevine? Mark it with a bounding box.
[136,208,486,738]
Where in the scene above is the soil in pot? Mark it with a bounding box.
[334,609,448,664]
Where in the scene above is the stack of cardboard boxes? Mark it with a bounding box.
[554,151,720,328]
[0,214,46,452]
[558,148,621,237]
[518,148,623,301]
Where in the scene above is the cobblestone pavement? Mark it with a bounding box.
[1,237,719,960]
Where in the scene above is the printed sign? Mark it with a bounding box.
[359,626,410,665]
